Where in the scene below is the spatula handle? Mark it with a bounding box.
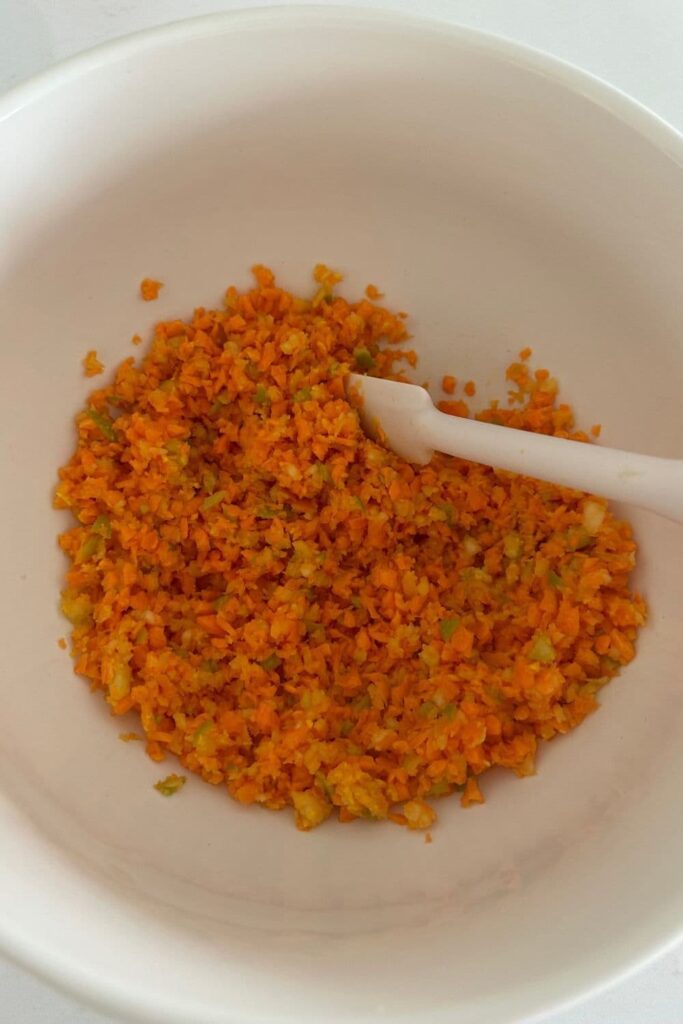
[421,406,683,521]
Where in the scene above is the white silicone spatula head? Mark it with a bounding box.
[348,373,683,522]
[351,375,437,463]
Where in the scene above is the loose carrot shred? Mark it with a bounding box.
[442,374,456,395]
[461,776,484,808]
[438,398,469,418]
[591,423,602,438]
[57,637,67,650]
[82,350,104,377]
[55,265,645,832]
[464,380,476,397]
[140,278,163,302]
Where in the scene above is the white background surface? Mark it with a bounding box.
[1,1,683,1022]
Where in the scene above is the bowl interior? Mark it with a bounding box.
[1,10,682,1024]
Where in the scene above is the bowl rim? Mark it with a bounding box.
[2,5,683,1024]
[2,1,683,165]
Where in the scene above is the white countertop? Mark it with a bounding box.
[2,1,683,1021]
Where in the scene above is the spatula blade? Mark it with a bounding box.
[347,374,435,464]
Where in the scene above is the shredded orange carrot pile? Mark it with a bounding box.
[140,278,163,302]
[82,350,104,377]
[55,266,645,830]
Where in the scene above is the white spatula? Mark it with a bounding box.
[349,374,683,521]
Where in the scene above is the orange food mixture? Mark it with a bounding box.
[82,350,104,377]
[56,266,645,830]
[140,278,163,302]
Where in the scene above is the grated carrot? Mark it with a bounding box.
[140,278,163,302]
[82,350,104,377]
[55,266,645,831]
[442,374,456,395]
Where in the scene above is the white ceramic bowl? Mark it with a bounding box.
[1,8,682,1024]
